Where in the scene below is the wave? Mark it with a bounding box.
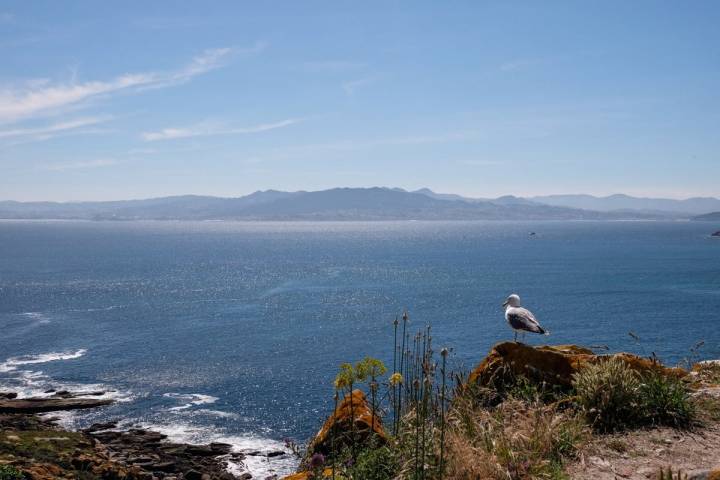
[137,419,298,478]
[0,349,87,373]
[19,312,51,324]
[164,393,219,411]
[194,409,240,419]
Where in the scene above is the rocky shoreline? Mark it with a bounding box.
[0,391,290,479]
[5,344,720,480]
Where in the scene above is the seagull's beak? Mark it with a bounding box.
[502,300,509,307]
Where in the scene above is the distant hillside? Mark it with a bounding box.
[0,188,702,221]
[692,211,720,221]
[531,194,720,215]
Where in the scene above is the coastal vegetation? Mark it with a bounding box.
[284,317,720,480]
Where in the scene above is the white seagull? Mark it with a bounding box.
[503,293,549,342]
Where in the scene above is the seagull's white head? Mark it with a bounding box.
[503,294,521,308]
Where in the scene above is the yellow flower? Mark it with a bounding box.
[389,372,403,385]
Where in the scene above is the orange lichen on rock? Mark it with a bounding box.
[308,389,385,457]
[282,467,335,479]
[468,342,685,389]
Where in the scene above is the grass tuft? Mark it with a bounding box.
[573,358,641,432]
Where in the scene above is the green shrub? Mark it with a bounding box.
[573,358,696,432]
[0,465,25,480]
[639,371,694,428]
[347,445,399,480]
[572,358,641,432]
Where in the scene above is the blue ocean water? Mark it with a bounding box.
[0,220,718,476]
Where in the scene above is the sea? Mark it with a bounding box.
[1,220,719,477]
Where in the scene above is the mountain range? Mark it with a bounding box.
[0,188,718,221]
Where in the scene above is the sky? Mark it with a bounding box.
[0,1,719,202]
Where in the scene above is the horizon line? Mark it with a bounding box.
[1,187,718,204]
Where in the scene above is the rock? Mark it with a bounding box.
[307,389,385,458]
[467,342,686,389]
[185,445,216,456]
[712,231,720,237]
[0,396,113,413]
[266,450,285,458]
[282,468,333,480]
[84,421,118,433]
[0,392,18,399]
[184,470,204,480]
[150,460,176,472]
[238,474,252,480]
[209,442,233,454]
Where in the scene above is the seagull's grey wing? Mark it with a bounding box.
[507,307,545,334]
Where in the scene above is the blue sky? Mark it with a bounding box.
[1,1,718,201]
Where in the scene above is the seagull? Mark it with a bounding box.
[503,293,549,342]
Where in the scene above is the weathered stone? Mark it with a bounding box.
[467,342,686,389]
[307,389,385,458]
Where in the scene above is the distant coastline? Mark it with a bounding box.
[2,187,718,222]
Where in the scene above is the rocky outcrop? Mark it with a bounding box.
[307,389,385,457]
[712,231,720,237]
[468,342,686,389]
[0,396,113,413]
[84,424,240,479]
[0,413,243,479]
[281,390,386,480]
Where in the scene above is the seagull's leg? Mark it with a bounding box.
[514,331,518,343]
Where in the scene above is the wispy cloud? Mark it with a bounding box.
[142,118,299,141]
[0,116,111,141]
[342,75,380,95]
[0,47,240,124]
[40,158,118,171]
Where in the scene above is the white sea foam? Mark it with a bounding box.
[137,420,298,478]
[20,312,51,324]
[194,409,240,419]
[164,393,219,411]
[0,349,87,373]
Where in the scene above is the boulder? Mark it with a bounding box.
[307,389,386,458]
[467,342,685,389]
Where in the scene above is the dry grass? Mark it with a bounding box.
[442,396,588,480]
[691,362,720,388]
